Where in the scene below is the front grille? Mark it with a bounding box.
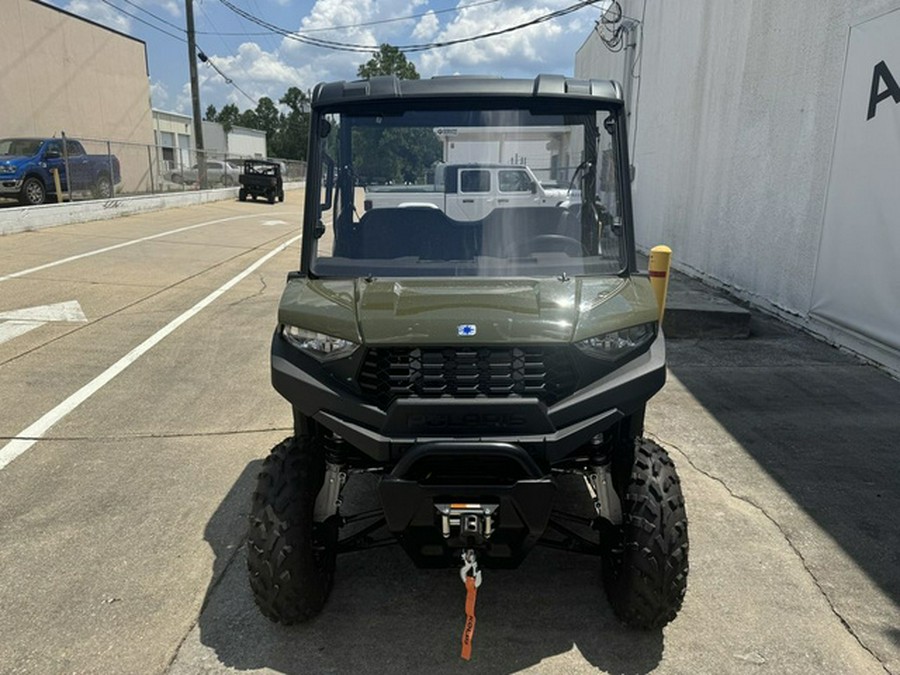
[358,346,577,409]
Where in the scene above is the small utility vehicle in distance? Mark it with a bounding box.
[249,75,688,630]
[238,159,284,203]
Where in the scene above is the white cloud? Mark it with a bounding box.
[168,0,598,115]
[419,1,593,79]
[412,10,439,40]
[64,0,131,32]
[160,0,180,18]
[149,80,170,109]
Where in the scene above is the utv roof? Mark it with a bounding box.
[311,74,624,108]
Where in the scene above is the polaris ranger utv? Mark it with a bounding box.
[249,75,688,631]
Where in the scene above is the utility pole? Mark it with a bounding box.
[185,0,207,188]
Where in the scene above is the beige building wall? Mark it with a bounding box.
[0,0,155,193]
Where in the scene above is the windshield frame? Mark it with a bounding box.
[300,95,637,279]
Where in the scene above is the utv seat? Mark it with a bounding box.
[479,206,580,257]
[343,207,478,261]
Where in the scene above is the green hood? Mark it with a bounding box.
[278,276,659,345]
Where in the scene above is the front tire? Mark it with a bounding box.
[19,177,46,205]
[238,188,247,202]
[247,436,338,624]
[602,438,689,628]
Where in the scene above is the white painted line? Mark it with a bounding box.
[0,233,302,471]
[0,214,260,283]
[0,321,44,344]
[0,301,88,346]
[262,219,290,226]
[0,300,88,323]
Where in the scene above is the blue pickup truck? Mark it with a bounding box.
[0,137,122,205]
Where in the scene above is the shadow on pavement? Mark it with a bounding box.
[192,457,665,674]
[663,314,900,615]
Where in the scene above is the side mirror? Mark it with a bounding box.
[44,150,61,160]
[314,220,326,239]
[531,181,538,194]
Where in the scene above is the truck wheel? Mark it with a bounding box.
[20,177,46,205]
[247,436,338,624]
[277,189,284,202]
[93,175,113,199]
[602,438,688,628]
[239,188,247,202]
[267,189,275,204]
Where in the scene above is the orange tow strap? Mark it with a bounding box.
[461,575,478,660]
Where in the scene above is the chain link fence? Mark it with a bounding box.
[62,134,306,201]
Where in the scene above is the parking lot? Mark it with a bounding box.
[0,193,896,674]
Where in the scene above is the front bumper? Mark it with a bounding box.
[271,331,666,466]
[0,179,23,195]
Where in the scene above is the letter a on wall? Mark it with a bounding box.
[812,7,900,357]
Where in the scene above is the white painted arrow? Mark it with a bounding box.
[261,219,289,226]
[0,301,88,345]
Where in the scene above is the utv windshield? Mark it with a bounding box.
[309,105,626,278]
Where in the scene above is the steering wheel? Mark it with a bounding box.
[512,234,589,257]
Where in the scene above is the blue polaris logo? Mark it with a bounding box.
[458,324,477,337]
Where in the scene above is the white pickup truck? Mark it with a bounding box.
[363,163,571,221]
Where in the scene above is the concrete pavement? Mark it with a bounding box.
[166,276,899,673]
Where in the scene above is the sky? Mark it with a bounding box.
[43,0,604,116]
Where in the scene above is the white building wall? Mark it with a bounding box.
[226,128,267,158]
[576,0,900,374]
[200,121,228,159]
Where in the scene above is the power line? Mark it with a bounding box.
[216,0,602,54]
[96,0,185,42]
[198,51,258,105]
[117,0,185,33]
[198,0,504,36]
[95,0,257,107]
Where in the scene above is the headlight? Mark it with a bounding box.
[0,165,17,174]
[282,325,358,361]
[575,322,656,360]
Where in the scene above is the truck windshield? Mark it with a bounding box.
[0,139,43,156]
[310,106,625,278]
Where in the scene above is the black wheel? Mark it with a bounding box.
[239,188,247,202]
[267,189,275,204]
[247,436,338,624]
[19,177,46,205]
[93,174,113,199]
[602,438,688,628]
[278,189,284,203]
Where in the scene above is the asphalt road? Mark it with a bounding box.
[0,195,896,674]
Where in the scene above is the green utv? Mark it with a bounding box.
[248,75,688,629]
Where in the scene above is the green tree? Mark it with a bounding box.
[276,87,310,160]
[352,46,435,184]
[215,103,241,134]
[204,104,218,122]
[255,97,280,139]
[357,44,420,79]
[237,109,260,130]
